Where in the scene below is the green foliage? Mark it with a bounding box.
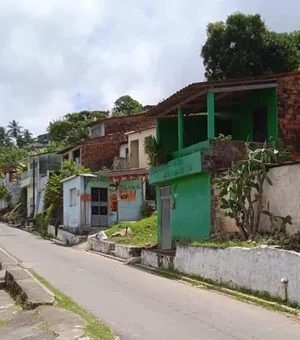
[111,95,143,116]
[0,147,28,168]
[43,160,91,225]
[201,12,300,80]
[0,126,13,148]
[35,210,52,238]
[16,129,34,148]
[106,215,157,246]
[47,110,108,145]
[144,136,171,167]
[214,143,291,240]
[140,201,152,218]
[7,120,23,140]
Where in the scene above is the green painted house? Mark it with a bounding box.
[147,76,280,249]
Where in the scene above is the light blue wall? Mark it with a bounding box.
[63,176,83,229]
[118,179,143,222]
[63,175,144,229]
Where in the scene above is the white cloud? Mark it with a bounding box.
[0,0,299,135]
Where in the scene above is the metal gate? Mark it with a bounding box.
[160,186,172,249]
[91,187,108,227]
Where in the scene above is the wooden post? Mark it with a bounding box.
[178,106,184,150]
[207,92,215,140]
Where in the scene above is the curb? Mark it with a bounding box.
[134,264,300,317]
[85,249,126,263]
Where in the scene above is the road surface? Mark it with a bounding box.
[0,223,299,340]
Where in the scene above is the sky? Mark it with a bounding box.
[0,0,299,136]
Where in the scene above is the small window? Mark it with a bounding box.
[70,188,77,207]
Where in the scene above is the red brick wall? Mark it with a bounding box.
[278,74,300,158]
[81,133,127,171]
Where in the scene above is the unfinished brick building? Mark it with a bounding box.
[59,113,155,171]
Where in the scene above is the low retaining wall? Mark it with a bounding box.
[87,238,115,254]
[57,229,80,245]
[141,249,174,269]
[47,225,56,238]
[174,245,300,304]
[114,244,142,259]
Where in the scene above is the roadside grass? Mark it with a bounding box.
[32,272,114,340]
[191,239,260,248]
[0,320,6,329]
[156,268,300,315]
[105,215,157,247]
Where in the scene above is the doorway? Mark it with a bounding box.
[160,186,172,249]
[253,106,268,143]
[91,187,108,227]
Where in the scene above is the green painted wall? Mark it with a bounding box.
[156,173,211,247]
[231,88,278,141]
[158,116,232,151]
[159,119,178,153]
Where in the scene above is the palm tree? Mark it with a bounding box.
[7,120,23,140]
[0,126,12,147]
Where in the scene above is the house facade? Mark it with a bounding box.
[147,71,300,249]
[20,152,61,217]
[62,169,147,231]
[0,168,20,210]
[60,113,155,171]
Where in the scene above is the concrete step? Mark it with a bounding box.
[0,249,17,270]
[5,268,54,309]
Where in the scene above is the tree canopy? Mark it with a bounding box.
[7,120,23,140]
[201,13,300,80]
[111,95,143,116]
[47,110,108,144]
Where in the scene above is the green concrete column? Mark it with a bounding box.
[178,106,184,150]
[267,87,278,142]
[207,91,215,140]
[156,119,161,145]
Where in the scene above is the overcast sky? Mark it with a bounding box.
[0,0,299,135]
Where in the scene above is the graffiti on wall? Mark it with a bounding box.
[108,184,118,212]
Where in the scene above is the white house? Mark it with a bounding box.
[20,152,61,217]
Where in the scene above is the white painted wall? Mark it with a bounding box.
[63,176,83,229]
[174,244,300,304]
[128,127,155,168]
[214,164,300,235]
[119,143,128,158]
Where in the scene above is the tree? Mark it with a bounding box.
[16,129,34,148]
[111,95,143,116]
[0,147,28,168]
[0,127,13,148]
[7,120,23,140]
[214,142,292,240]
[47,110,108,144]
[201,13,300,80]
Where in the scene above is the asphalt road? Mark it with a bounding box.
[0,223,299,340]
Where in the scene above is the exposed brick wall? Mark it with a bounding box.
[278,74,300,159]
[90,113,156,138]
[81,133,127,171]
[202,140,263,174]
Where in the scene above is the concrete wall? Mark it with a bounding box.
[87,238,115,254]
[63,176,83,229]
[119,143,128,158]
[174,244,300,304]
[57,229,80,245]
[114,244,142,259]
[128,127,155,168]
[214,164,300,236]
[141,249,174,269]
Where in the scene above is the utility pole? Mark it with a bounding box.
[32,159,36,218]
